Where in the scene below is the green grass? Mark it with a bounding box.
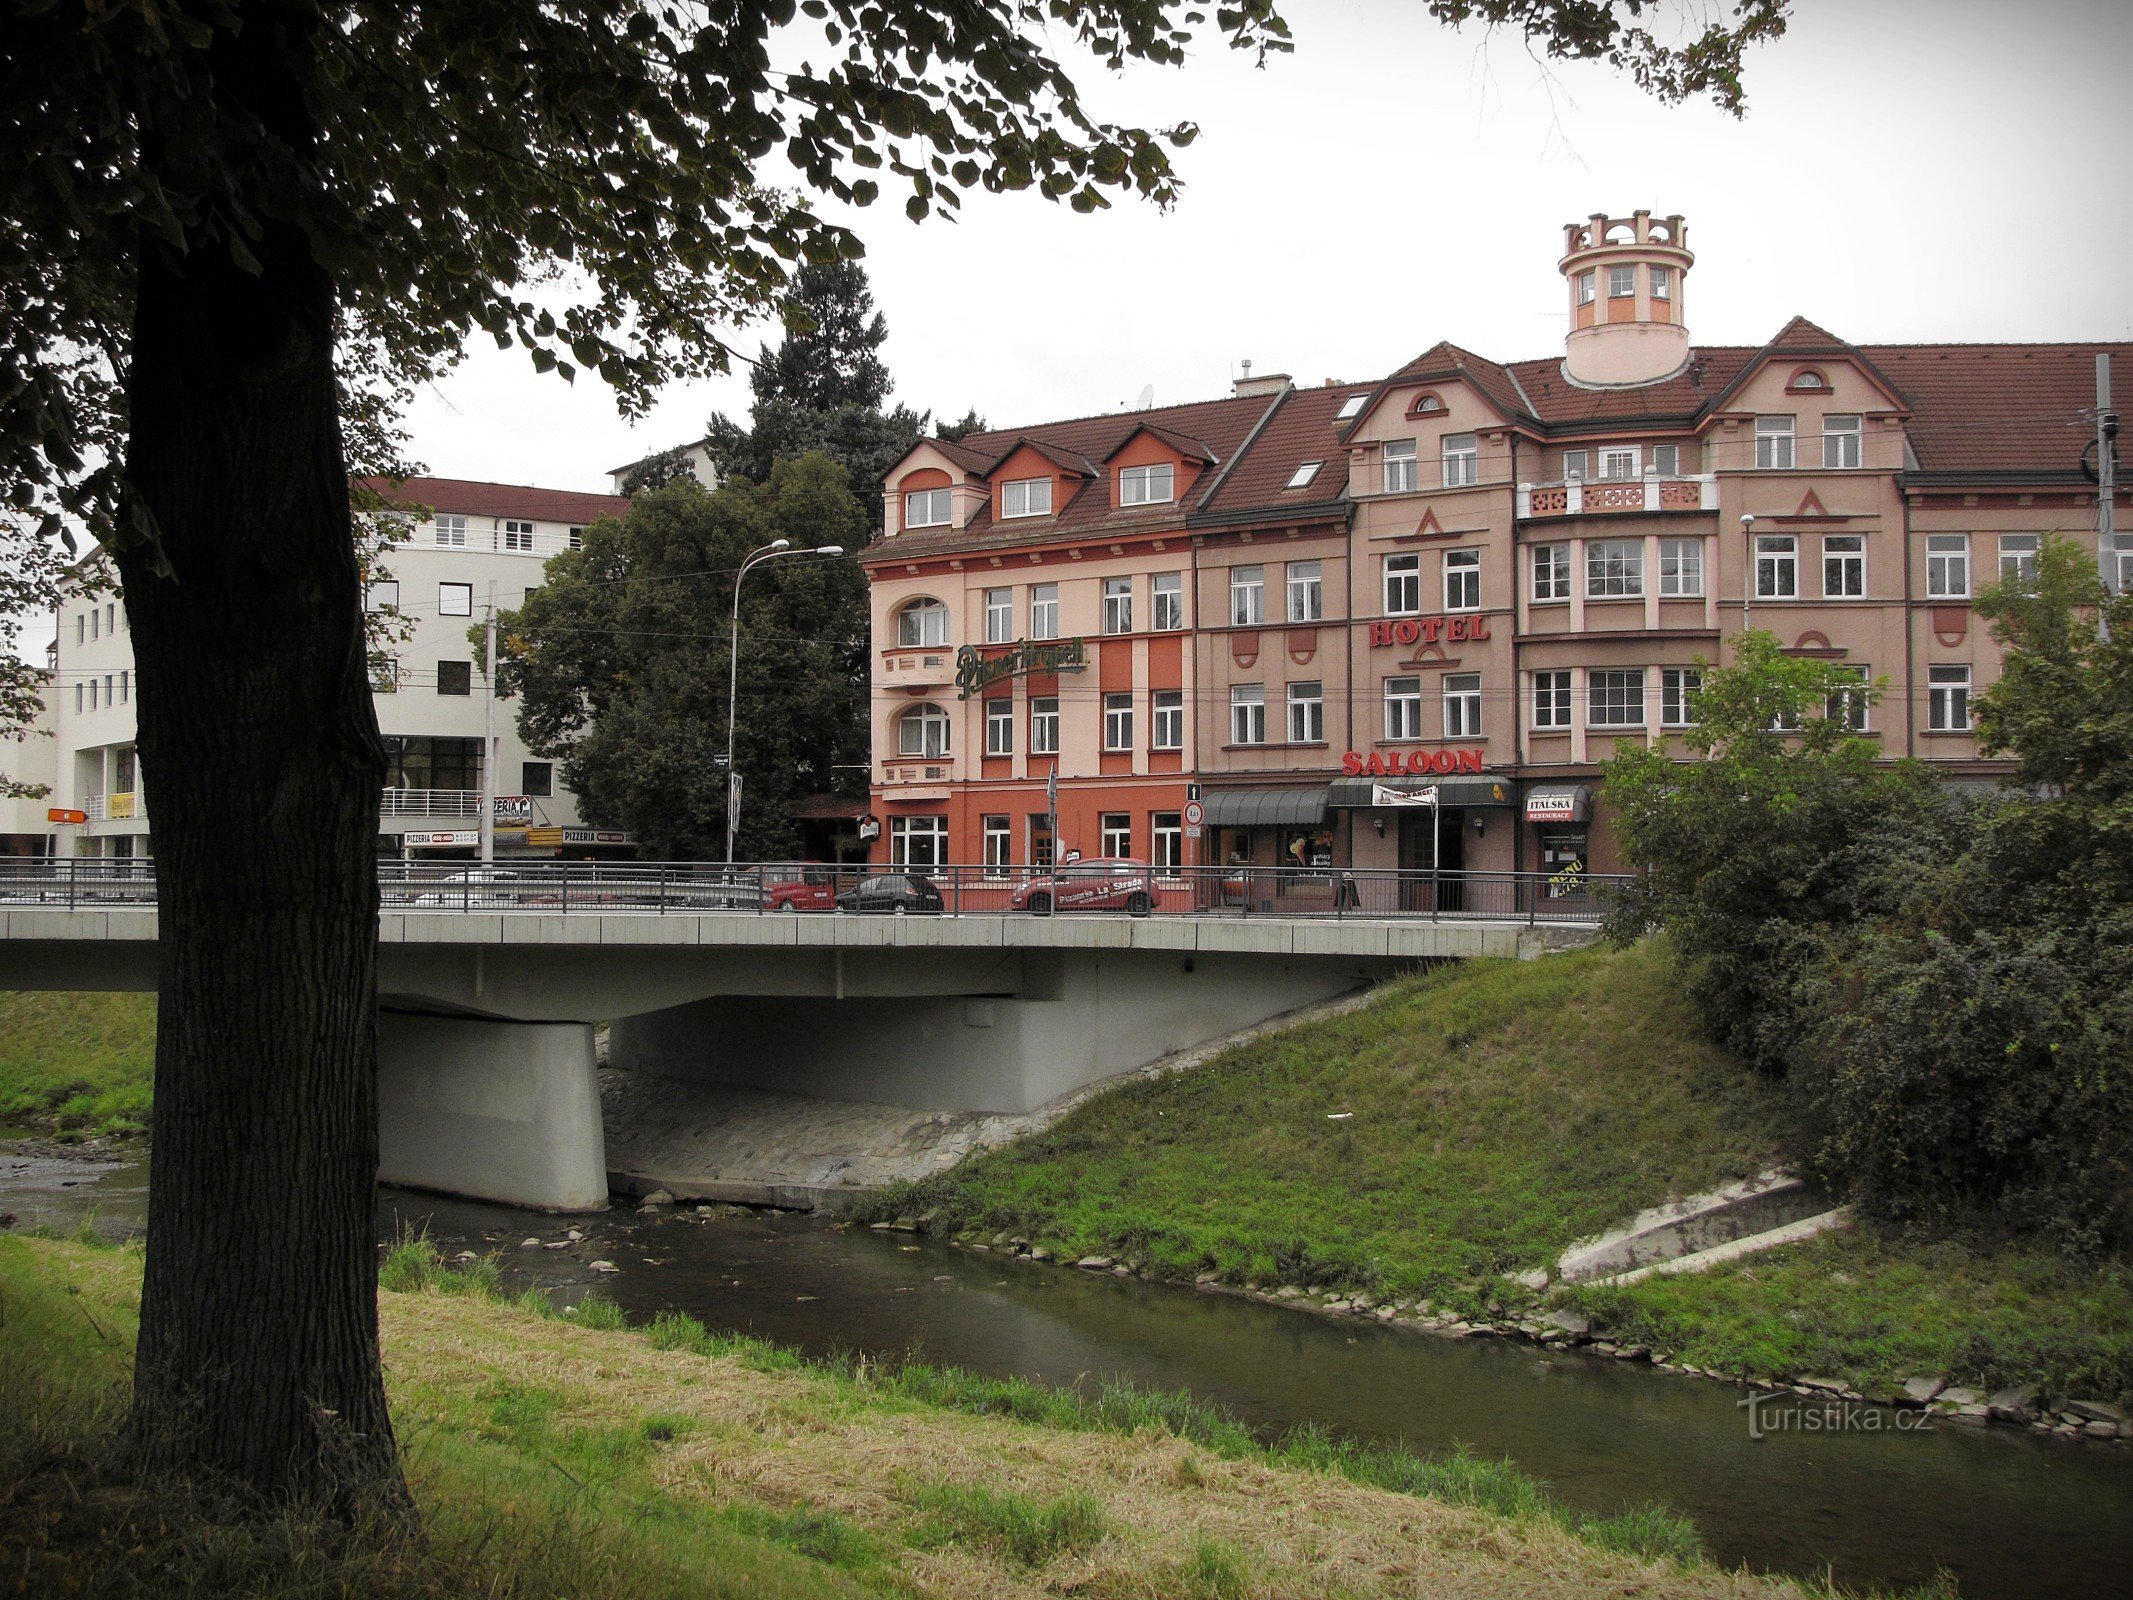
[906,1482,1107,1566]
[857,943,1784,1314]
[1560,1225,2133,1400]
[0,990,156,1137]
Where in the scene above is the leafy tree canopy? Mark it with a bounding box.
[494,459,868,859]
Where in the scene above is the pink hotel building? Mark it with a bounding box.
[863,212,2130,887]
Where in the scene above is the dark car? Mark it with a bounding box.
[1010,857,1156,916]
[836,872,944,914]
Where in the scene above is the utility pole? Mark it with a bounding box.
[2097,353,2117,642]
[480,580,497,864]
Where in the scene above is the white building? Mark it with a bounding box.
[38,475,632,861]
[0,681,58,857]
[606,438,720,497]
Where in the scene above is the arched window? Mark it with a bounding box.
[1787,368,1828,392]
[899,703,951,758]
[896,597,950,648]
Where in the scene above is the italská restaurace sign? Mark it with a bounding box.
[955,638,1089,698]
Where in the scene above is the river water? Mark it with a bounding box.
[5,1144,2129,1599]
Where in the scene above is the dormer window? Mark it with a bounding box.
[1335,394,1368,422]
[895,598,950,648]
[1001,477,1053,519]
[1119,463,1175,507]
[1286,461,1323,490]
[904,487,951,528]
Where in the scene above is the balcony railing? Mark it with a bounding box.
[879,647,955,688]
[381,788,483,817]
[1518,474,1716,518]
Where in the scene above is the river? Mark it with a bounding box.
[5,1142,2129,1599]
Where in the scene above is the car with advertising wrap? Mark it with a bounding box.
[1009,857,1156,916]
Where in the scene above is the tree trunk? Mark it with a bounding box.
[114,4,406,1516]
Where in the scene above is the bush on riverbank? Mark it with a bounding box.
[856,942,1785,1310]
[2,1232,1833,1600]
[0,991,156,1138]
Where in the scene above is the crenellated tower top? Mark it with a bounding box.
[1558,209,1694,388]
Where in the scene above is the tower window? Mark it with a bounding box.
[1651,267,1671,300]
[1608,265,1635,298]
[1576,271,1597,306]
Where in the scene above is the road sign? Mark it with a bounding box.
[46,808,86,824]
[1182,799,1205,827]
[1184,825,1203,841]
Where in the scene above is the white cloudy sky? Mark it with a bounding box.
[403,0,2130,491]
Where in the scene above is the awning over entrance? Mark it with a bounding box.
[1326,776,1516,808]
[1201,787,1330,828]
[1525,783,1593,823]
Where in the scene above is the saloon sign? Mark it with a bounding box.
[1342,748,1487,777]
[1368,614,1491,648]
[954,638,1088,699]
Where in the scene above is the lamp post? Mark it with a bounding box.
[1740,513,1757,639]
[725,538,846,865]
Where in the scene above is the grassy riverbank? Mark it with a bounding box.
[0,991,155,1137]
[1,1233,1838,1600]
[857,944,2133,1405]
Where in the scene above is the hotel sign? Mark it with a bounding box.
[954,638,1088,699]
[1368,615,1492,647]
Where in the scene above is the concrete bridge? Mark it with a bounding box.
[0,870,1604,1211]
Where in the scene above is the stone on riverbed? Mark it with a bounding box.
[2064,1398,2126,1425]
[1077,1255,1114,1271]
[588,1259,619,1274]
[639,1188,674,1207]
[1900,1376,1946,1405]
[1988,1386,2038,1422]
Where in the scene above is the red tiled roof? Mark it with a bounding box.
[925,435,997,473]
[1855,343,2132,477]
[1100,421,1217,465]
[1499,349,1755,427]
[984,436,1098,478]
[361,475,629,525]
[1198,382,1372,515]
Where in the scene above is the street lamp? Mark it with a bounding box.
[725,537,846,864]
[1740,513,1757,637]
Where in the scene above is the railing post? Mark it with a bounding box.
[658,862,668,914]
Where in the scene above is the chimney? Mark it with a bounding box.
[1232,364,1293,398]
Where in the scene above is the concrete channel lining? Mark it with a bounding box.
[1554,1170,1832,1283]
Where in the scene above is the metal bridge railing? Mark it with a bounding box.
[0,857,1629,926]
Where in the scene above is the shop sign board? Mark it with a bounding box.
[1340,748,1486,777]
[407,830,479,847]
[954,638,1088,698]
[494,795,531,823]
[1368,615,1491,648]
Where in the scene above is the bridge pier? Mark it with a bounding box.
[376,1013,607,1210]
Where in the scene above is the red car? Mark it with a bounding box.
[1010,857,1157,917]
[762,866,845,911]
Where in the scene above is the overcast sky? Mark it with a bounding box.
[403,0,2131,492]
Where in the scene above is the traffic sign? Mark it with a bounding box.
[46,808,87,824]
[1184,825,1203,841]
[1182,799,1205,827]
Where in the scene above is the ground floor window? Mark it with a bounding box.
[1152,812,1182,872]
[982,814,1011,871]
[890,815,947,867]
[1100,812,1132,857]
[1539,828,1588,896]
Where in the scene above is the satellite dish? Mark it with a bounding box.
[1136,384,1154,410]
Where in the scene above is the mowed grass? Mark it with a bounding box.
[0,1234,1828,1600]
[0,991,156,1137]
[864,943,1785,1307]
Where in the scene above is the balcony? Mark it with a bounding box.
[878,757,955,801]
[1518,474,1715,519]
[381,787,483,818]
[879,647,956,690]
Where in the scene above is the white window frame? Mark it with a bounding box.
[501,519,535,553]
[1823,534,1866,598]
[1030,583,1060,639]
[1998,533,2041,584]
[1659,538,1703,598]
[1286,560,1322,623]
[1384,553,1422,615]
[1822,414,1862,470]
[1588,669,1647,728]
[1101,576,1134,635]
[985,698,1014,756]
[1927,535,1970,599]
[1030,697,1060,755]
[1442,673,1482,738]
[1562,449,1589,481]
[1229,565,1265,626]
[984,587,1013,644]
[1653,443,1681,476]
[1755,535,1799,600]
[1443,548,1481,611]
[1002,477,1053,519]
[1152,813,1183,872]
[567,525,585,551]
[1382,438,1418,494]
[1755,415,1797,471]
[1661,667,1702,728]
[1533,670,1572,730]
[1152,572,1184,630]
[1441,433,1479,488]
[1828,664,1871,731]
[1229,684,1267,746]
[1928,665,1972,732]
[366,580,400,613]
[434,514,469,548]
[1100,813,1133,858]
[1286,461,1323,490]
[1650,266,1671,301]
[983,815,1013,871]
[1103,692,1135,751]
[1119,463,1176,507]
[1608,265,1635,298]
[1286,681,1324,744]
[1598,447,1638,482]
[438,582,474,617]
[904,487,951,528]
[898,703,951,758]
[1586,540,1644,598]
[1531,543,1571,603]
[1152,690,1184,750]
[1383,676,1423,740]
[1576,270,1597,305]
[1336,393,1368,421]
[897,598,950,648]
[891,815,948,868]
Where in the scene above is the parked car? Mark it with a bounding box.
[392,866,561,908]
[762,866,845,911]
[836,872,944,914]
[1010,857,1156,916]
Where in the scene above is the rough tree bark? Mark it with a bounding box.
[113,6,408,1513]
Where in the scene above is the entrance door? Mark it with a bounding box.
[1397,808,1466,911]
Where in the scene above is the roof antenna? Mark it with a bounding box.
[1135,383,1154,411]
